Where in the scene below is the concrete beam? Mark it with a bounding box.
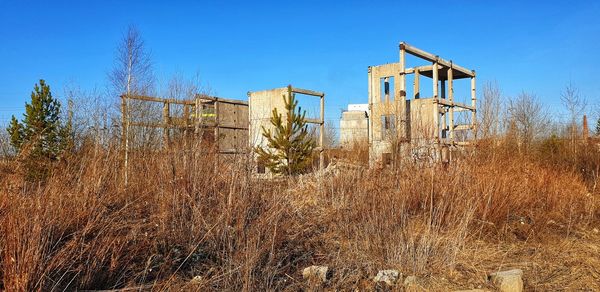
[291,87,325,97]
[400,42,475,78]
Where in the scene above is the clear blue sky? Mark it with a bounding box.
[1,0,599,126]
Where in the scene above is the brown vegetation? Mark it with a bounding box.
[1,134,599,291]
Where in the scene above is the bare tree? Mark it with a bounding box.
[560,82,586,143]
[64,85,114,148]
[507,92,550,149]
[109,25,154,185]
[316,121,338,149]
[110,25,154,97]
[0,126,14,158]
[478,81,503,139]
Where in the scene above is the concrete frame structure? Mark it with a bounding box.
[248,85,325,171]
[120,41,476,177]
[368,42,477,164]
[121,94,248,154]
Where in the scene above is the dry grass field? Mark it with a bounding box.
[0,138,599,291]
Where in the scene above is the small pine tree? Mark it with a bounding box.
[6,79,71,180]
[596,117,600,137]
[255,86,316,175]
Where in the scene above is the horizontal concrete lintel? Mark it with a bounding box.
[122,94,195,105]
[291,87,324,97]
[400,42,475,78]
[195,94,248,106]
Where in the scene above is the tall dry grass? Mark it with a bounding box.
[0,137,598,290]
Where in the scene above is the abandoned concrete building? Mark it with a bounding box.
[248,86,325,171]
[365,42,477,164]
[121,41,476,171]
[120,94,249,154]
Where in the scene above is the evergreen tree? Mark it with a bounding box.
[255,86,316,175]
[596,117,600,136]
[6,80,71,180]
[8,116,24,150]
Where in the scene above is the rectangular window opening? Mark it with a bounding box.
[380,77,395,102]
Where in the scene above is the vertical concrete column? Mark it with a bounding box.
[413,68,420,99]
[194,96,201,135]
[399,44,406,140]
[163,101,170,149]
[448,67,454,143]
[471,72,477,138]
[432,60,440,161]
[441,79,446,140]
[214,99,220,152]
[399,44,406,99]
[367,67,373,145]
[320,94,325,170]
[432,61,439,143]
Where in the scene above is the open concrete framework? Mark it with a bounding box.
[120,94,248,154]
[120,41,476,176]
[367,42,477,165]
[248,85,325,172]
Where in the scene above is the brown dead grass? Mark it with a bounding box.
[0,139,599,291]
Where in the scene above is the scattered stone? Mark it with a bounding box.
[302,265,329,283]
[190,275,203,284]
[373,269,400,286]
[593,228,599,234]
[404,275,418,286]
[489,269,523,292]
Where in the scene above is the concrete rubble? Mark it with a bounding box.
[404,275,418,286]
[190,275,203,284]
[373,269,401,286]
[302,265,329,283]
[489,269,523,292]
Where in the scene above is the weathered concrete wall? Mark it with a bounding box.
[217,102,249,153]
[368,63,407,164]
[248,87,289,152]
[340,110,369,147]
[408,98,435,143]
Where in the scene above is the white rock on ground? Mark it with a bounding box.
[404,275,417,286]
[489,269,523,292]
[373,269,400,286]
[302,265,329,283]
[190,275,203,284]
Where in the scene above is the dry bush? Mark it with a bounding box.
[0,134,598,290]
[289,144,595,288]
[0,141,320,291]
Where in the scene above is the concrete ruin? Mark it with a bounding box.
[121,94,248,154]
[366,42,477,165]
[121,41,477,172]
[248,85,325,172]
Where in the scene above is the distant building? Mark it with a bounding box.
[340,104,369,147]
